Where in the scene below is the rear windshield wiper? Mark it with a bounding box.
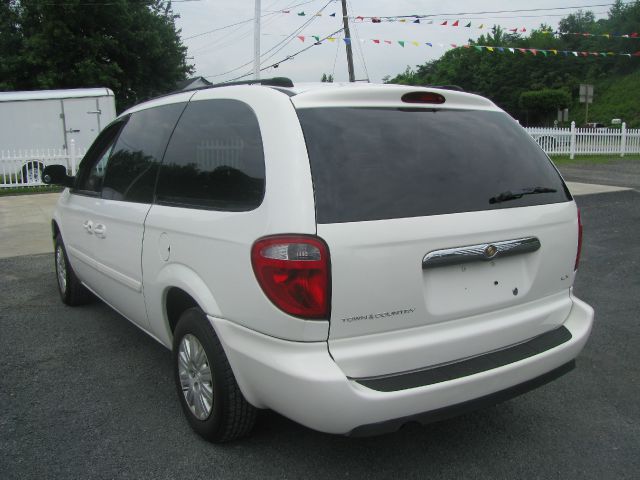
[489,186,557,204]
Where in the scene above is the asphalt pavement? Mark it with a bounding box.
[1,187,638,479]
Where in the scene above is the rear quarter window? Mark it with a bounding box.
[155,99,265,211]
[297,108,571,224]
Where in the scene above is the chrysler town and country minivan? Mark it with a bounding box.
[44,79,594,442]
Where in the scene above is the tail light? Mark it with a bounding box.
[575,208,583,271]
[251,235,330,319]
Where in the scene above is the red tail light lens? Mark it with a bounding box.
[575,208,583,271]
[251,235,330,319]
[401,91,446,104]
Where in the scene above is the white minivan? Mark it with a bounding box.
[44,79,594,442]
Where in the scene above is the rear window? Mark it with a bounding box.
[297,108,571,224]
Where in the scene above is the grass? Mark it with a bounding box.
[549,153,640,165]
[0,185,63,196]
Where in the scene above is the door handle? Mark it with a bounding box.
[93,224,107,238]
[83,220,93,234]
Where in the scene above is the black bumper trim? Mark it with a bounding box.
[354,326,572,392]
[349,360,576,437]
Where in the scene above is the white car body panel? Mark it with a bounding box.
[141,86,326,344]
[49,82,595,436]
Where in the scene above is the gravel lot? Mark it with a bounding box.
[1,189,639,480]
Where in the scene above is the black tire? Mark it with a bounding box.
[21,161,44,185]
[173,307,257,442]
[54,235,93,306]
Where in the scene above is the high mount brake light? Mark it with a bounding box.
[401,91,446,104]
[251,235,330,319]
[575,208,583,271]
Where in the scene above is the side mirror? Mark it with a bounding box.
[42,164,75,188]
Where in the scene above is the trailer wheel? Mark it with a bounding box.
[21,162,45,185]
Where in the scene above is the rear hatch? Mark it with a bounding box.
[294,88,579,378]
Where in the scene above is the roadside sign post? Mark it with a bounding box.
[579,84,594,125]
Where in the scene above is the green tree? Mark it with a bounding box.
[519,89,571,125]
[1,0,193,110]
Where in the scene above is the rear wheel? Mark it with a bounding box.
[54,235,93,306]
[21,162,44,185]
[173,307,256,442]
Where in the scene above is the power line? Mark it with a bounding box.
[221,26,345,83]
[361,3,633,19]
[182,0,316,41]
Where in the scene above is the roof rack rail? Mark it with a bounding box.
[213,77,294,88]
[427,85,465,92]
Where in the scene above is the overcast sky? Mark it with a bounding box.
[172,0,615,84]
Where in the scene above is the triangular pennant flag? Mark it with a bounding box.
[384,40,392,44]
[425,42,432,47]
[521,28,527,32]
[452,20,459,27]
[498,47,504,52]
[313,36,320,42]
[509,28,518,33]
[413,19,420,24]
[530,49,537,55]
[371,17,381,23]
[551,49,558,55]
[327,37,336,42]
[572,51,578,56]
[441,21,448,26]
[355,16,364,21]
[474,46,483,52]
[541,50,548,56]
[562,51,569,56]
[330,13,336,17]
[451,44,457,48]
[487,47,494,52]
[297,35,305,42]
[463,44,471,48]
[479,24,484,29]
[297,12,305,16]
[282,10,290,14]
[315,13,322,16]
[518,48,527,54]
[398,41,405,47]
[631,32,639,38]
[465,22,471,28]
[411,41,420,47]
[399,19,407,23]
[343,38,351,45]
[581,52,588,57]
[373,39,380,44]
[508,48,515,53]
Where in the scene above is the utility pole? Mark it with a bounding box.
[341,0,355,82]
[253,0,261,80]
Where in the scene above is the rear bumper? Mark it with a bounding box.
[210,296,593,435]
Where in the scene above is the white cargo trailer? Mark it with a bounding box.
[0,88,116,184]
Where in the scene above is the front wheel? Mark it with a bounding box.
[173,307,256,442]
[54,235,93,306]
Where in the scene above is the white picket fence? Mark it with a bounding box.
[0,140,85,188]
[525,122,640,158]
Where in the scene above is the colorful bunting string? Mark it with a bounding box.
[291,34,640,57]
[278,10,640,40]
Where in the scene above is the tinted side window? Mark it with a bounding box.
[101,103,186,203]
[75,122,125,194]
[156,99,265,211]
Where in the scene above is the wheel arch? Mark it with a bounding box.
[156,263,223,343]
